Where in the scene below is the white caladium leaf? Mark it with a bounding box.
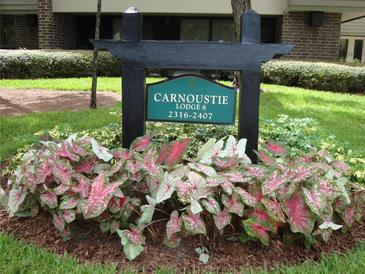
[52,160,72,185]
[302,187,326,216]
[54,184,70,196]
[117,228,145,261]
[0,187,8,208]
[188,162,217,177]
[213,208,232,231]
[156,172,178,204]
[219,136,247,159]
[176,180,192,203]
[166,210,182,239]
[206,176,225,187]
[190,197,203,214]
[319,221,343,231]
[91,138,113,162]
[63,210,76,223]
[170,165,190,179]
[222,194,244,217]
[182,213,206,235]
[261,170,286,195]
[187,171,210,200]
[8,188,27,216]
[199,139,224,165]
[197,138,216,161]
[140,148,161,177]
[146,175,160,199]
[40,191,58,209]
[235,187,257,207]
[201,197,220,214]
[137,196,156,226]
[220,180,235,195]
[59,196,79,210]
[52,213,65,233]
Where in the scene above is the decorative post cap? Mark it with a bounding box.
[124,7,139,13]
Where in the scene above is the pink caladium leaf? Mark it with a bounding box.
[37,161,52,184]
[243,166,268,180]
[75,158,97,174]
[63,210,76,223]
[166,210,182,239]
[156,143,169,164]
[70,141,88,156]
[125,160,141,175]
[131,134,152,151]
[261,197,286,223]
[222,194,244,217]
[110,219,120,233]
[331,160,350,173]
[261,170,286,195]
[165,139,190,166]
[52,160,72,184]
[235,187,257,207]
[213,157,238,170]
[141,148,161,177]
[213,208,232,231]
[182,213,206,235]
[265,142,287,155]
[52,213,65,233]
[58,142,79,161]
[54,184,69,196]
[292,166,312,182]
[317,180,336,200]
[176,180,192,202]
[284,192,315,235]
[81,173,122,219]
[222,172,245,183]
[111,148,133,161]
[59,196,79,210]
[302,187,326,216]
[201,197,221,214]
[187,171,208,198]
[251,209,277,233]
[243,218,270,246]
[163,234,181,248]
[256,150,274,165]
[206,176,226,187]
[40,191,58,209]
[72,175,90,198]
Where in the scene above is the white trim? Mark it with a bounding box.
[340,36,365,63]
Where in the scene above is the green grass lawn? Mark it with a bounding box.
[0,78,365,272]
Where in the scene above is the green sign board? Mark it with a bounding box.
[147,75,236,125]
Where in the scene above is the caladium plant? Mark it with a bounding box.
[1,133,363,262]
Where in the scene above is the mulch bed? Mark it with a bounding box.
[0,163,365,272]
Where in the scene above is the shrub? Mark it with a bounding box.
[0,50,121,79]
[262,60,365,93]
[1,134,364,262]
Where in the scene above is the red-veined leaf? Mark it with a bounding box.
[40,191,58,209]
[302,187,326,216]
[213,208,232,231]
[182,213,206,235]
[261,170,286,195]
[166,210,182,239]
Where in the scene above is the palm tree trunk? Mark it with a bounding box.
[90,0,102,109]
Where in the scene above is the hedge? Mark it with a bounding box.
[262,60,365,93]
[1,50,365,93]
[0,50,121,79]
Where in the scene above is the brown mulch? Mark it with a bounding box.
[0,88,120,116]
[1,166,365,272]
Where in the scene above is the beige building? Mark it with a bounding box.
[1,0,365,61]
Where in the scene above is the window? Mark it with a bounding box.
[354,39,363,61]
[180,19,209,41]
[212,20,234,42]
[0,16,16,49]
[339,39,349,60]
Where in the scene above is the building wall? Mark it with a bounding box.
[14,15,38,49]
[282,12,342,60]
[38,0,76,49]
[0,0,37,15]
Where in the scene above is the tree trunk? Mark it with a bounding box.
[231,0,251,88]
[231,0,252,41]
[90,0,102,109]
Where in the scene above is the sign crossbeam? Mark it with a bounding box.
[91,8,294,163]
[92,40,293,71]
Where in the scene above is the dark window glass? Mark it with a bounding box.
[212,20,234,42]
[180,19,209,41]
[0,16,16,48]
[339,39,348,60]
[354,39,363,61]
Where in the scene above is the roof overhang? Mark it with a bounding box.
[289,0,365,13]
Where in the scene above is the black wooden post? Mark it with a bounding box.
[238,10,261,164]
[121,7,146,148]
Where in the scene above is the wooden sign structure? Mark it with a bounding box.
[92,7,293,163]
